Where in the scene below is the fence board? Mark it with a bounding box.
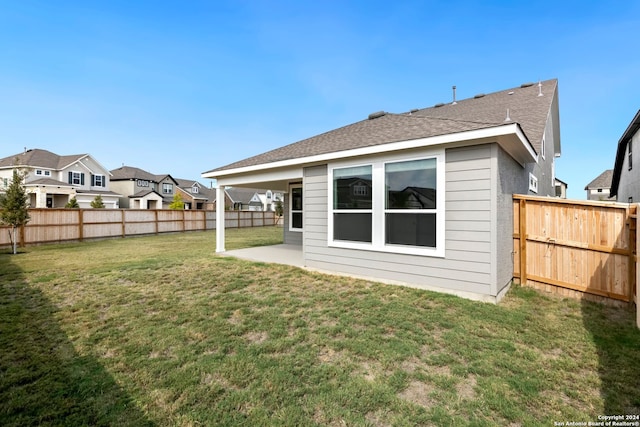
[0,209,277,247]
[513,195,635,304]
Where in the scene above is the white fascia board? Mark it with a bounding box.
[204,124,536,180]
[213,166,303,188]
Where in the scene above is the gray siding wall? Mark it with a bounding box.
[283,183,303,245]
[525,89,559,197]
[303,146,495,298]
[494,144,528,296]
[616,130,640,203]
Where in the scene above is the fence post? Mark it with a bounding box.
[78,209,84,242]
[629,205,637,304]
[519,198,527,286]
[121,209,126,238]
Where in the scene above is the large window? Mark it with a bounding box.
[162,183,173,194]
[329,151,444,257]
[290,185,303,231]
[385,158,437,248]
[332,165,372,242]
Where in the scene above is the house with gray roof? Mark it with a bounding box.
[0,148,122,208]
[202,79,561,302]
[584,169,614,201]
[110,166,182,209]
[610,109,640,203]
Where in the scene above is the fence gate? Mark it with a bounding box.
[513,195,636,304]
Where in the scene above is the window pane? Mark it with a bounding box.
[291,187,303,211]
[334,166,372,209]
[292,212,303,229]
[386,158,436,209]
[334,213,372,242]
[386,213,436,247]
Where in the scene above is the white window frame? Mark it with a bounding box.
[71,171,83,185]
[328,148,445,257]
[529,173,538,193]
[94,174,105,187]
[191,186,199,194]
[162,183,173,194]
[289,183,303,232]
[36,169,43,175]
[541,134,546,160]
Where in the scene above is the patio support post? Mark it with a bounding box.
[216,185,225,252]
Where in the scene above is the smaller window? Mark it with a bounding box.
[3,178,7,188]
[597,188,603,193]
[93,175,105,187]
[529,173,538,193]
[36,169,43,175]
[44,170,51,176]
[191,186,199,194]
[541,135,546,160]
[629,141,633,171]
[629,197,633,203]
[162,183,173,194]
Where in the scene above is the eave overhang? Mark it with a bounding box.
[203,123,536,188]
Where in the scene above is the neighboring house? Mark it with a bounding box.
[584,169,614,201]
[174,179,228,210]
[203,79,561,303]
[611,109,640,203]
[226,187,283,211]
[110,166,183,209]
[0,148,121,208]
[554,178,568,199]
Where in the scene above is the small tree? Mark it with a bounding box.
[90,195,105,208]
[65,197,80,208]
[169,193,185,210]
[274,199,284,225]
[0,168,30,254]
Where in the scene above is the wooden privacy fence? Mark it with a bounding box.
[0,209,277,247]
[513,195,637,304]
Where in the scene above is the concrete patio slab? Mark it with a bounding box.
[220,244,304,267]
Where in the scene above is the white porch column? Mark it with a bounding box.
[216,185,225,253]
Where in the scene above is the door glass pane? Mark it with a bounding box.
[386,213,436,247]
[334,213,372,242]
[386,158,436,209]
[334,166,372,209]
[292,212,303,229]
[291,187,303,211]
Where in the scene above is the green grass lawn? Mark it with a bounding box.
[1,227,639,426]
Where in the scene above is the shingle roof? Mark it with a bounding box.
[110,166,158,181]
[585,169,613,190]
[0,149,86,170]
[205,79,558,174]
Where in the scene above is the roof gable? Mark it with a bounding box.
[585,169,613,190]
[204,79,558,176]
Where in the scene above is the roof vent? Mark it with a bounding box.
[409,108,419,114]
[504,108,511,122]
[368,111,386,120]
[434,103,445,108]
[521,82,534,88]
[452,85,457,105]
[474,93,485,99]
[537,81,543,97]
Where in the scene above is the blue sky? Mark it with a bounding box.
[0,1,638,199]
